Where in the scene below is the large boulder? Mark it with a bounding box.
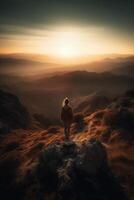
[0,90,30,133]
[75,139,107,175]
[36,140,128,200]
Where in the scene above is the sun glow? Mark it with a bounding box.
[1,25,134,57]
[57,46,76,57]
[40,27,134,57]
[49,29,84,57]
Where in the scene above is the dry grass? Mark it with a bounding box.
[0,109,134,199]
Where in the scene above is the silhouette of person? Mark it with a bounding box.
[61,97,73,140]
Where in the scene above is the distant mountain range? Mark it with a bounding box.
[36,70,134,94]
[0,53,134,76]
[111,63,134,78]
[0,54,134,118]
[0,55,62,75]
[1,70,134,119]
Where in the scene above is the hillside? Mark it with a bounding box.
[112,65,134,78]
[72,55,134,73]
[0,90,134,199]
[0,54,134,72]
[1,70,134,120]
[0,56,62,76]
[72,92,110,115]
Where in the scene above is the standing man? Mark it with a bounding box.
[61,97,73,140]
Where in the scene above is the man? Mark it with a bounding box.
[61,97,73,140]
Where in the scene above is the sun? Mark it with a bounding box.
[40,26,127,57]
[50,29,82,58]
[57,46,76,57]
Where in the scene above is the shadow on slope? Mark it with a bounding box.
[0,90,30,134]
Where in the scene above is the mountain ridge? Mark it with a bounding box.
[0,89,134,199]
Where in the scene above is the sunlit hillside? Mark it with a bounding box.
[0,89,134,199]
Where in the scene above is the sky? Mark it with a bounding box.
[0,0,134,56]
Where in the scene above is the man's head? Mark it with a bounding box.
[65,97,69,105]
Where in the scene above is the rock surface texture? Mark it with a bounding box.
[0,90,30,133]
[36,140,128,200]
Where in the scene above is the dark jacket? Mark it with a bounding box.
[61,105,73,125]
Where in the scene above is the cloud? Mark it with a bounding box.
[0,0,133,54]
[0,0,134,35]
[0,24,133,55]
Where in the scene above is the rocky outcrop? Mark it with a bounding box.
[0,90,30,133]
[36,140,128,200]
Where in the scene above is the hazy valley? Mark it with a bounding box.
[0,54,134,200]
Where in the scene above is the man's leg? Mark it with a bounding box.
[68,125,70,137]
[66,125,70,140]
[64,126,68,140]
[64,125,69,140]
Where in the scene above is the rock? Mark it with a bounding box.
[0,90,30,132]
[37,143,64,191]
[36,140,128,200]
[58,158,76,200]
[62,141,77,156]
[75,139,107,175]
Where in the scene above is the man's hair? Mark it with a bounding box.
[62,97,69,107]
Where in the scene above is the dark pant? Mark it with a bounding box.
[64,124,70,140]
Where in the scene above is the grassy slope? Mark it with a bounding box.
[0,109,134,199]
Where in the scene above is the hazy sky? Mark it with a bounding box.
[0,0,134,56]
